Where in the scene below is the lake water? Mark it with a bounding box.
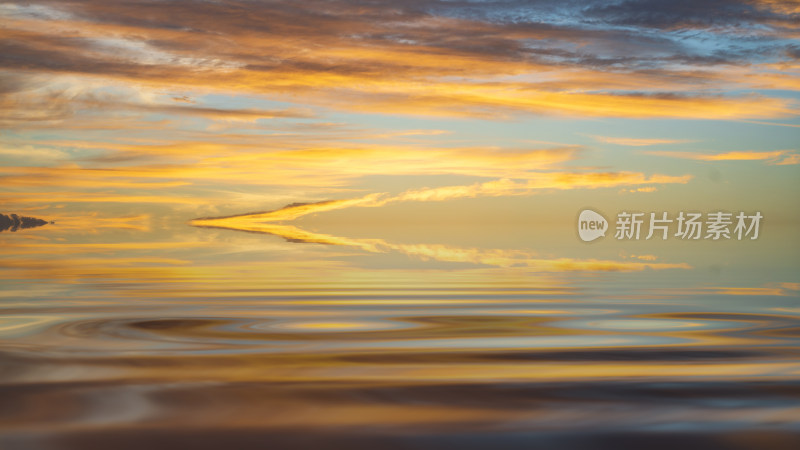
[1,215,799,449]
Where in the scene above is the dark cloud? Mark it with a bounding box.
[2,1,796,71]
[787,45,800,60]
[0,0,797,120]
[582,0,770,29]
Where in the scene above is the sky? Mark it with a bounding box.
[3,5,800,447]
[1,0,799,230]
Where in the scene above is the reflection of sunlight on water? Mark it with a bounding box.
[566,318,732,331]
[0,315,63,336]
[0,224,799,449]
[263,319,415,332]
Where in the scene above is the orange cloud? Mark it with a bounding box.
[0,191,209,205]
[774,153,800,165]
[192,172,690,223]
[644,150,799,165]
[737,120,800,129]
[0,142,581,186]
[751,0,800,15]
[619,186,659,194]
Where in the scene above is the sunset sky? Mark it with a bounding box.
[1,0,798,228]
[3,5,800,447]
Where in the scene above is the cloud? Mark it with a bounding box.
[619,186,659,194]
[0,76,315,127]
[78,96,317,122]
[583,0,777,29]
[0,145,68,163]
[737,120,800,128]
[198,171,691,223]
[774,153,800,165]
[0,141,585,195]
[644,149,800,164]
[0,0,798,120]
[0,191,209,205]
[0,0,794,216]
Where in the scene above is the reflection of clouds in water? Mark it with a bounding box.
[0,214,798,449]
[191,215,691,272]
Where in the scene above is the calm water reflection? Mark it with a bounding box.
[1,216,799,449]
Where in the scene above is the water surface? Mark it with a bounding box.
[1,217,799,449]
